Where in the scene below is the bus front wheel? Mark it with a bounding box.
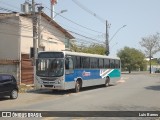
[104,77,110,87]
[75,81,80,93]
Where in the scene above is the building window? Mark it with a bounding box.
[64,38,70,48]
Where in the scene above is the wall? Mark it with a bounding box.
[39,16,65,51]
[0,15,20,60]
[20,16,33,54]
[20,15,67,54]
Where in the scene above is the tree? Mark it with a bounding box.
[139,33,160,73]
[81,43,106,55]
[70,40,81,52]
[117,47,147,73]
[71,43,106,55]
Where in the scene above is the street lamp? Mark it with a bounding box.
[109,25,127,43]
[105,23,126,56]
[54,10,67,18]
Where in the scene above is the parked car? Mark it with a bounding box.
[0,74,19,99]
[155,69,160,73]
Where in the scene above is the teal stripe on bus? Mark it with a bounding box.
[108,69,121,78]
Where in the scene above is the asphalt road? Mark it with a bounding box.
[0,73,160,120]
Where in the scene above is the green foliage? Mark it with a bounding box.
[71,43,106,55]
[146,58,160,65]
[117,47,147,73]
[81,44,106,55]
[70,41,81,52]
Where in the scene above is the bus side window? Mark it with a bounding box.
[65,57,73,70]
[110,59,115,68]
[99,58,104,68]
[104,59,110,68]
[115,60,120,68]
[65,58,69,69]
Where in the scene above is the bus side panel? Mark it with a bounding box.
[64,72,75,90]
[108,69,121,84]
[81,69,104,87]
[64,68,121,90]
[64,69,106,89]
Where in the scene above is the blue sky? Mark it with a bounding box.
[1,0,160,57]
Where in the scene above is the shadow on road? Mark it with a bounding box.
[81,85,107,92]
[0,97,10,101]
[145,85,160,91]
[28,89,71,95]
[27,84,114,95]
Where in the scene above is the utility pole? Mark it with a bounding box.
[51,1,53,19]
[37,6,44,50]
[149,51,152,74]
[32,0,37,87]
[106,20,109,56]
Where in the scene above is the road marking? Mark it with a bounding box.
[117,77,129,83]
[72,118,86,120]
[117,79,125,83]
[42,117,59,120]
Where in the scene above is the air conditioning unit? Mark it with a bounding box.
[21,1,32,14]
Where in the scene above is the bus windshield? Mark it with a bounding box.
[36,58,64,77]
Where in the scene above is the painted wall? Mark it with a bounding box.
[20,15,66,54]
[0,15,20,60]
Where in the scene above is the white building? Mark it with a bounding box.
[0,12,74,84]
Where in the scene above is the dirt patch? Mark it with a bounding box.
[18,84,35,93]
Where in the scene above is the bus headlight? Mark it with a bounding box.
[55,80,60,84]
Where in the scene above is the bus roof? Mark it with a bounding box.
[38,51,120,60]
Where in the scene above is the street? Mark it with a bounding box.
[0,73,160,119]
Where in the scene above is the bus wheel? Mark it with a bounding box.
[104,77,110,87]
[75,81,80,93]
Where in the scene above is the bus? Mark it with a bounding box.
[36,51,121,92]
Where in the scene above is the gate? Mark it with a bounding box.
[21,54,33,84]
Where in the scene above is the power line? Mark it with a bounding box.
[0,1,104,34]
[0,1,21,12]
[0,7,17,13]
[72,0,105,24]
[75,38,104,45]
[0,6,104,46]
[44,6,103,34]
[67,30,104,43]
[34,1,103,33]
[0,1,104,36]
[0,17,102,45]
[56,22,97,37]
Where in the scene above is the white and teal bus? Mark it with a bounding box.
[36,51,121,92]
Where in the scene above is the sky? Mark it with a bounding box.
[1,0,160,57]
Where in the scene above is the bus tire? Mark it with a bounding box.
[104,77,110,87]
[75,80,80,93]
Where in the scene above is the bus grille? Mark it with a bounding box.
[44,85,53,87]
